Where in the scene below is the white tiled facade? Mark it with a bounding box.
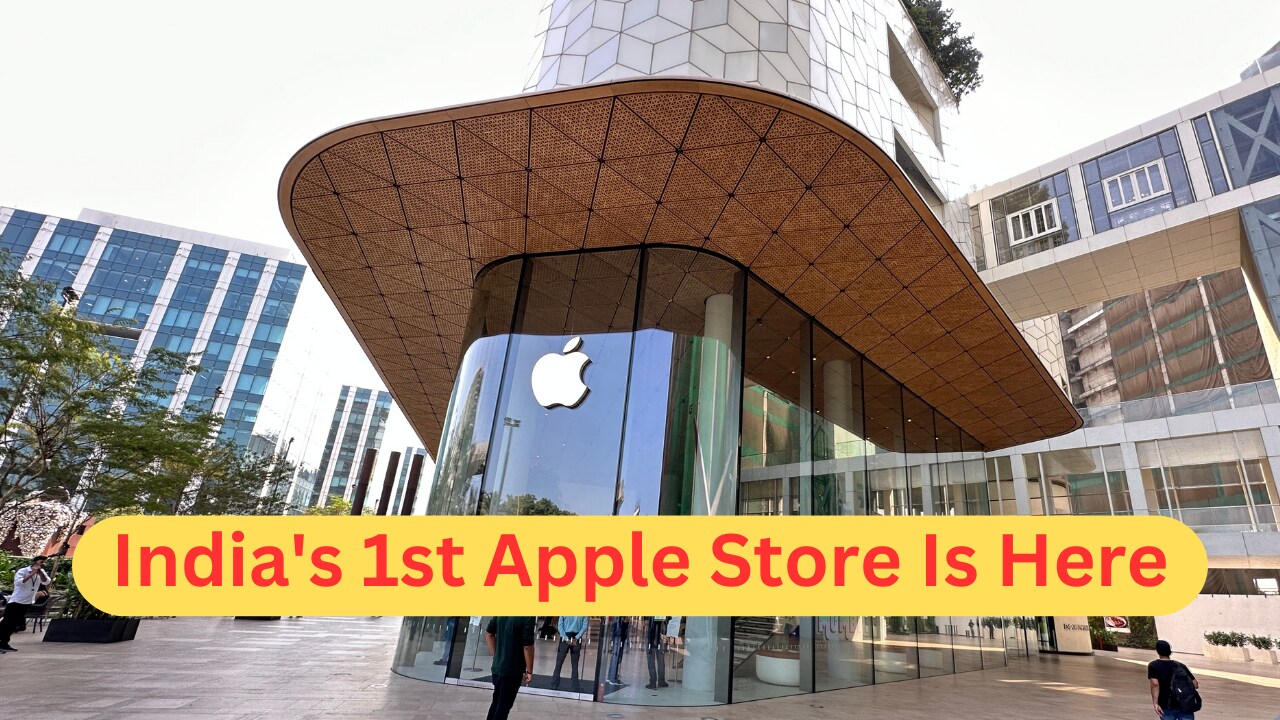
[525,0,973,257]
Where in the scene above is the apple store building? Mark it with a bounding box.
[280,80,1082,705]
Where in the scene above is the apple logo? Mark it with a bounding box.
[531,336,591,409]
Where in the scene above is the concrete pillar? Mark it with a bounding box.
[1010,453,1032,516]
[1120,442,1150,515]
[687,293,738,696]
[693,293,737,517]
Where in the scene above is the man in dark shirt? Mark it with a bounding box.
[484,617,536,720]
[1148,639,1198,719]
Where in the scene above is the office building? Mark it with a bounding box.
[306,385,393,506]
[391,447,428,515]
[0,206,305,446]
[967,46,1280,651]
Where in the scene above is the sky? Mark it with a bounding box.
[1,0,1277,476]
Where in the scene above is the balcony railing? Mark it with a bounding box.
[1150,504,1279,533]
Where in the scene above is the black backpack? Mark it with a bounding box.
[1170,661,1202,712]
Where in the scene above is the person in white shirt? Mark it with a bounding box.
[1,555,50,652]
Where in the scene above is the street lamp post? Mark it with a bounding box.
[492,417,520,512]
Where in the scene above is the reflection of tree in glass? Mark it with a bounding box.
[476,492,575,516]
[428,367,486,516]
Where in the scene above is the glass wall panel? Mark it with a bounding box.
[815,616,874,691]
[732,278,812,701]
[931,413,964,515]
[618,249,744,518]
[991,172,1079,264]
[1212,85,1280,188]
[951,615,984,672]
[979,616,1006,668]
[395,245,1018,703]
[1101,445,1131,514]
[960,429,991,516]
[873,616,919,682]
[427,259,523,516]
[1082,130,1194,233]
[812,326,867,517]
[903,391,936,515]
[917,616,953,678]
[481,251,640,516]
[987,456,1015,515]
[865,362,908,516]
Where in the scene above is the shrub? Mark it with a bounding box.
[1203,631,1248,647]
[1248,635,1275,651]
[1091,627,1117,647]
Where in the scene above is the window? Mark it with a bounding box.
[1006,199,1060,245]
[1103,159,1169,212]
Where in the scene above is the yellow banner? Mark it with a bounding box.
[74,515,1206,616]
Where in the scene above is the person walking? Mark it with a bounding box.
[645,616,669,690]
[484,616,535,720]
[605,616,630,685]
[0,555,50,652]
[550,615,586,691]
[1148,639,1201,719]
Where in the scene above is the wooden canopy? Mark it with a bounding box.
[279,78,1080,453]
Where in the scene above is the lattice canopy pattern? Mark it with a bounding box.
[279,79,1080,452]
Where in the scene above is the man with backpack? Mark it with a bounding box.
[1148,639,1201,719]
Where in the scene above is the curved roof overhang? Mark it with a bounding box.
[279,78,1081,453]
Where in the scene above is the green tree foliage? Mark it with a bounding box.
[904,0,984,103]
[477,492,575,516]
[0,258,295,535]
[303,497,375,516]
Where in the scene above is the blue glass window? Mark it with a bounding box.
[1193,115,1231,195]
[0,210,46,267]
[31,219,99,286]
[990,172,1079,264]
[1212,85,1280,188]
[1082,130,1194,233]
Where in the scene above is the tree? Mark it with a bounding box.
[0,259,294,535]
[477,492,575,516]
[904,0,984,103]
[304,497,375,516]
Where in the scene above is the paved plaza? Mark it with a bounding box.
[1,617,1276,719]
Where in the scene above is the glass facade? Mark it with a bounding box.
[1211,85,1280,189]
[1192,115,1231,195]
[0,210,46,267]
[150,247,230,400]
[311,385,393,505]
[31,218,98,287]
[990,172,1079,265]
[394,246,1016,704]
[223,262,304,444]
[1138,431,1280,532]
[1082,130,1194,233]
[0,208,306,450]
[1241,193,1280,334]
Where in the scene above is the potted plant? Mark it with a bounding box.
[43,571,140,643]
[1247,635,1278,665]
[1202,631,1251,662]
[1091,627,1118,652]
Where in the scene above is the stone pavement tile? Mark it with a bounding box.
[6,618,1280,719]
[120,698,198,710]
